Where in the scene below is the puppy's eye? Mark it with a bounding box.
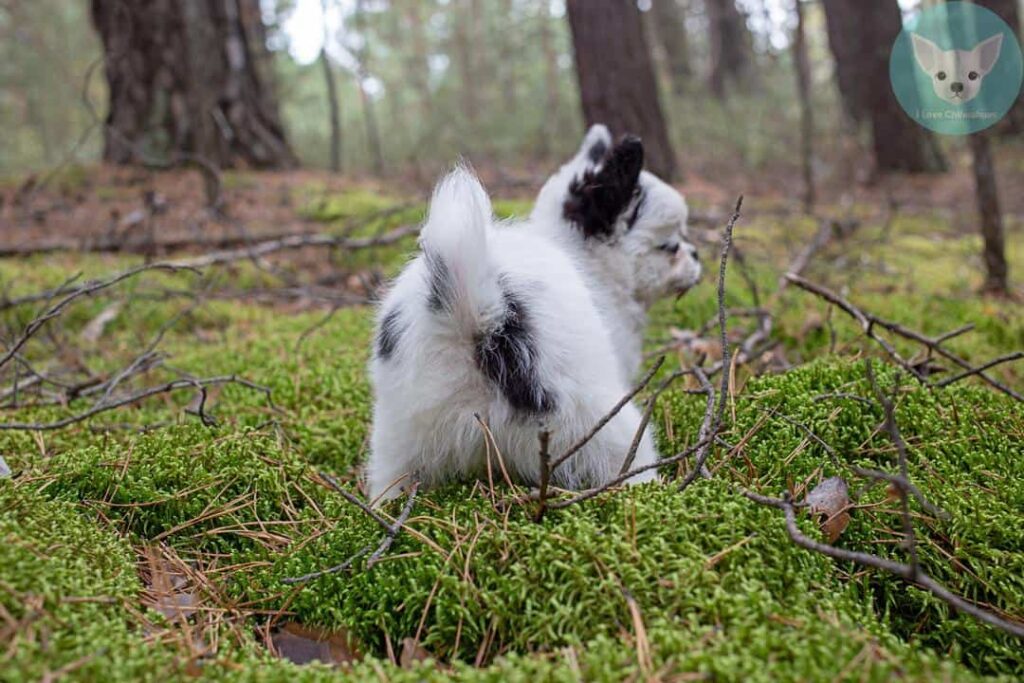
[659,242,680,255]
[937,71,947,81]
[968,71,979,81]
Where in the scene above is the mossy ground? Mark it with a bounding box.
[1,185,1022,681]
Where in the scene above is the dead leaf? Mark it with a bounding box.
[805,476,851,543]
[79,302,122,344]
[140,546,196,622]
[270,622,362,666]
[399,637,430,668]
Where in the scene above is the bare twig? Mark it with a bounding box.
[534,432,552,522]
[678,196,743,490]
[550,356,666,472]
[366,480,420,568]
[785,274,1023,402]
[742,490,1024,639]
[0,264,197,372]
[0,375,273,431]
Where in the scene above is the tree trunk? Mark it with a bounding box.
[353,0,384,175]
[90,0,296,169]
[706,0,753,98]
[792,0,815,212]
[320,1,342,173]
[537,0,561,158]
[972,0,1023,135]
[646,0,692,96]
[566,0,678,180]
[821,0,946,174]
[399,0,432,119]
[820,0,868,124]
[969,132,1009,294]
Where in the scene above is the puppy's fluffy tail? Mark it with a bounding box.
[418,166,504,334]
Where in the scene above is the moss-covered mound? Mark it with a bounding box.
[2,186,1023,681]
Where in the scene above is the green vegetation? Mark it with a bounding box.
[2,187,1022,681]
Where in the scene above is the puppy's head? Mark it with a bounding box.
[911,33,1003,105]
[533,125,701,306]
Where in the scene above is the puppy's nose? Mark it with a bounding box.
[688,246,699,262]
[951,81,964,93]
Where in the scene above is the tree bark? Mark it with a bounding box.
[537,0,561,158]
[821,0,946,174]
[792,0,815,212]
[969,132,1009,294]
[646,0,692,96]
[90,0,296,169]
[353,0,384,175]
[566,0,678,180]
[706,0,753,98]
[971,0,1023,135]
[319,1,342,173]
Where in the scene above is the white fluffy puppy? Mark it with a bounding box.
[366,125,701,502]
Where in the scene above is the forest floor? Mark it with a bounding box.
[1,151,1023,681]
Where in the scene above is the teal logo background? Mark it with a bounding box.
[890,2,1023,135]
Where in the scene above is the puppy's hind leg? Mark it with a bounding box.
[366,417,422,504]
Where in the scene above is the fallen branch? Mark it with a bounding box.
[785,274,1023,402]
[0,375,273,431]
[282,479,421,583]
[678,196,743,491]
[742,489,1024,639]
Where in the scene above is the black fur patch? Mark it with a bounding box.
[563,136,644,240]
[587,138,608,163]
[423,250,452,313]
[475,285,555,414]
[625,187,646,231]
[376,306,404,359]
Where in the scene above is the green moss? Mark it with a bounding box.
[0,484,176,681]
[232,478,988,681]
[662,360,1024,676]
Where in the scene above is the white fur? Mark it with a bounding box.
[366,126,701,502]
[911,32,1004,105]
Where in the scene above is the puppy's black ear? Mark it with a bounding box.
[563,136,644,240]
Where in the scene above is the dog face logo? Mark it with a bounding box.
[911,33,1003,105]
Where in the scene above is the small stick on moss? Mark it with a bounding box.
[0,375,273,431]
[619,368,694,475]
[317,471,393,532]
[679,196,742,490]
[534,431,552,522]
[367,480,421,569]
[280,543,374,584]
[864,360,920,575]
[547,436,712,510]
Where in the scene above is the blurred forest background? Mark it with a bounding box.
[0,0,1017,182]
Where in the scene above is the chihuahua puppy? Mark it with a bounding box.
[365,125,701,501]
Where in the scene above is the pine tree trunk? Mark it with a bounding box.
[706,0,753,98]
[319,0,342,173]
[972,0,1023,135]
[537,0,561,158]
[90,0,296,169]
[793,0,815,212]
[646,0,692,96]
[566,0,678,180]
[969,132,1009,294]
[353,0,384,175]
[821,0,946,174]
